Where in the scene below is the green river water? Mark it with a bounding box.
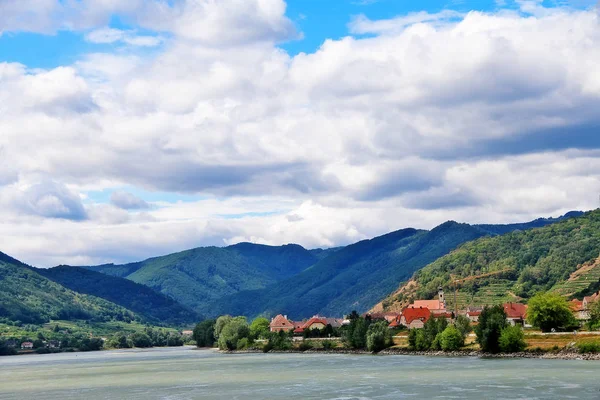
[1,347,600,399]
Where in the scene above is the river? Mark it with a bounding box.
[1,347,599,399]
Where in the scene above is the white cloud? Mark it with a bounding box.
[110,191,149,210]
[1,3,600,266]
[85,27,164,47]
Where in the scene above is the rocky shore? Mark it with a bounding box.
[222,347,600,360]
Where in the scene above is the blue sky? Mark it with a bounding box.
[0,0,599,266]
[1,0,591,69]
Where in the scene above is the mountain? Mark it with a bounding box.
[209,223,489,319]
[36,266,198,325]
[474,211,584,235]
[81,243,320,316]
[0,252,139,324]
[76,211,582,319]
[377,209,600,313]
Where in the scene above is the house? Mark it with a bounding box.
[570,299,590,321]
[181,330,193,336]
[503,303,528,326]
[465,307,482,323]
[407,287,447,313]
[364,312,400,323]
[4,339,17,348]
[270,314,295,332]
[583,292,600,310]
[20,342,34,349]
[325,318,344,328]
[293,316,328,334]
[47,340,60,349]
[398,307,431,329]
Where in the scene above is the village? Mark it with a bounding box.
[269,287,599,335]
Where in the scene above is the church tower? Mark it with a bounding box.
[438,286,445,309]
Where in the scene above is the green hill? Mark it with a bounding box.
[380,209,600,312]
[210,223,494,318]
[81,243,320,316]
[36,266,198,325]
[0,252,138,325]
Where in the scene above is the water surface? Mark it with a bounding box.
[1,347,599,399]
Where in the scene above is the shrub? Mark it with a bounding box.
[322,340,335,350]
[236,337,249,350]
[499,325,526,353]
[577,342,600,353]
[298,341,314,351]
[440,325,464,351]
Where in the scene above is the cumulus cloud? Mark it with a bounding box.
[110,191,150,210]
[1,1,600,266]
[85,27,164,47]
[16,181,87,221]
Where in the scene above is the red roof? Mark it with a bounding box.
[270,314,294,329]
[503,303,527,319]
[570,299,584,312]
[388,317,401,328]
[402,306,431,324]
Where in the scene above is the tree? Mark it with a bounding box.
[130,332,153,348]
[366,321,393,352]
[249,317,270,340]
[439,325,463,351]
[217,317,250,350]
[214,315,233,340]
[350,317,369,349]
[499,325,526,353]
[588,300,600,330]
[193,320,216,348]
[527,292,577,332]
[475,305,507,353]
[454,315,472,339]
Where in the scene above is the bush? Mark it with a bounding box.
[499,325,526,353]
[236,337,249,350]
[217,317,250,350]
[440,326,464,351]
[193,320,216,348]
[322,340,335,350]
[298,341,314,351]
[130,333,153,348]
[577,342,600,353]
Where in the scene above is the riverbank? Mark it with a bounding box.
[222,347,600,360]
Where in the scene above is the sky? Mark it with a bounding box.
[1,0,599,267]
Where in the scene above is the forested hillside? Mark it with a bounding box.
[0,252,138,324]
[379,210,600,312]
[211,223,491,318]
[37,266,198,324]
[82,243,320,315]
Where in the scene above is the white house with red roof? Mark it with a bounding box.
[269,314,296,332]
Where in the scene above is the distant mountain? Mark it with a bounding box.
[81,243,320,316]
[210,223,488,319]
[76,211,582,320]
[36,266,198,325]
[475,211,584,235]
[0,252,138,324]
[377,210,600,313]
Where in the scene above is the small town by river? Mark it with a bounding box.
[1,346,600,399]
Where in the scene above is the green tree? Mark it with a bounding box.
[351,317,369,349]
[588,300,600,330]
[366,321,393,352]
[499,325,526,353]
[527,292,577,332]
[454,315,472,339]
[250,317,270,340]
[475,305,507,353]
[414,329,429,351]
[439,325,463,351]
[130,332,153,348]
[214,315,233,340]
[217,317,250,350]
[193,320,216,348]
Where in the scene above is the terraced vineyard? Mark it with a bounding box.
[445,281,520,310]
[551,258,600,297]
